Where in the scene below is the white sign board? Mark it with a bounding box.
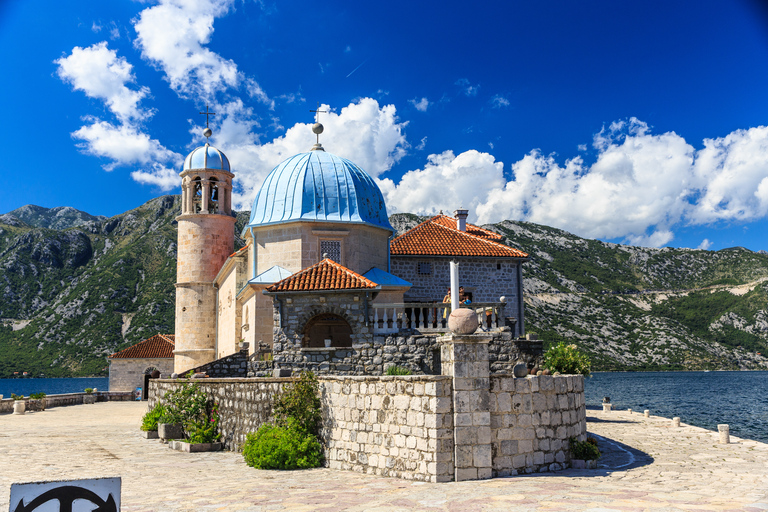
[9,477,120,512]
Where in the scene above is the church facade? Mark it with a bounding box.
[172,124,530,376]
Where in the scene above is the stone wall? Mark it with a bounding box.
[490,374,586,476]
[109,357,174,392]
[391,257,525,337]
[320,375,455,482]
[150,378,287,451]
[0,391,133,414]
[191,347,250,378]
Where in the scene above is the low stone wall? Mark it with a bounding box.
[0,391,133,414]
[490,375,586,476]
[150,378,287,451]
[320,375,454,482]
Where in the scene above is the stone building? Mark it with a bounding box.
[108,118,530,376]
[108,334,174,392]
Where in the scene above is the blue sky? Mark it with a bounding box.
[2,0,768,251]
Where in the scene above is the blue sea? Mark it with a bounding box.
[0,377,108,399]
[2,372,766,444]
[585,371,768,444]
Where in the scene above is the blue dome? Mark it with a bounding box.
[183,143,230,172]
[247,150,393,232]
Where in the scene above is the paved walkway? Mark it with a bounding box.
[1,403,766,511]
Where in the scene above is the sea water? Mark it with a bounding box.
[585,371,768,443]
[0,377,109,398]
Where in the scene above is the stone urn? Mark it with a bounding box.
[513,363,528,378]
[13,400,25,415]
[448,308,479,335]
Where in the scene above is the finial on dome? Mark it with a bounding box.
[309,102,328,151]
[199,104,216,142]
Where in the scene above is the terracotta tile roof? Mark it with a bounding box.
[266,259,379,292]
[109,334,175,359]
[391,217,529,258]
[430,214,503,240]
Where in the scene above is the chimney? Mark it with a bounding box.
[454,208,468,232]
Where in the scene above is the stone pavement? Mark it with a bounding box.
[1,403,767,511]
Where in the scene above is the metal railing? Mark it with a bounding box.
[370,302,506,334]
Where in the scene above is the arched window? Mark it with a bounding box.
[209,177,219,213]
[192,176,202,213]
[302,314,353,348]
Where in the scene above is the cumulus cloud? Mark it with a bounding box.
[410,97,430,112]
[133,0,243,99]
[226,98,408,210]
[131,164,180,190]
[379,118,768,248]
[697,239,713,250]
[56,42,150,123]
[72,120,180,172]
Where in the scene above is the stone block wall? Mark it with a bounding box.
[109,357,174,392]
[490,374,586,476]
[320,375,455,482]
[150,378,287,451]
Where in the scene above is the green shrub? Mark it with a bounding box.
[273,371,321,437]
[29,392,46,399]
[385,365,412,376]
[140,403,167,432]
[242,424,323,470]
[84,388,93,394]
[543,342,591,376]
[159,382,220,442]
[570,436,600,460]
[11,393,23,400]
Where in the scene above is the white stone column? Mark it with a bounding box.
[440,333,493,481]
[202,179,210,213]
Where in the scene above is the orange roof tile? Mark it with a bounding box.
[109,334,175,359]
[391,218,528,258]
[430,214,503,240]
[266,259,379,292]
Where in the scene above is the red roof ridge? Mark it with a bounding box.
[109,333,175,359]
[266,258,378,292]
[430,214,503,240]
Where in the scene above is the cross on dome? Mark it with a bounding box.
[309,102,328,150]
[199,104,216,141]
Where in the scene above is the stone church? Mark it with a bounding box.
[115,119,531,380]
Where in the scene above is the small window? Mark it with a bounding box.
[320,240,341,262]
[418,262,432,275]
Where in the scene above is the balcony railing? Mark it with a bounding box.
[371,302,508,334]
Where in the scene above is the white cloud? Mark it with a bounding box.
[131,164,180,191]
[377,118,768,248]
[55,42,150,122]
[72,120,180,171]
[415,137,427,151]
[697,239,713,250]
[455,78,479,97]
[91,22,102,33]
[410,97,430,112]
[226,98,408,211]
[379,150,505,219]
[490,94,509,109]
[133,0,241,99]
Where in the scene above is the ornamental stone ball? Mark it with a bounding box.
[513,363,528,378]
[312,122,324,134]
[447,308,478,335]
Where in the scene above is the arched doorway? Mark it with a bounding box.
[302,314,353,348]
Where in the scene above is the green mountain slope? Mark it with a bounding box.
[0,205,766,377]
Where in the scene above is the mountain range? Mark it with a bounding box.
[1,199,766,377]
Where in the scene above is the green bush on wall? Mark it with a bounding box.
[140,403,167,432]
[543,342,592,376]
[569,436,600,460]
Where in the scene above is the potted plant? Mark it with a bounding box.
[83,388,96,404]
[159,382,221,451]
[140,403,167,439]
[29,392,46,411]
[11,394,25,415]
[569,436,600,469]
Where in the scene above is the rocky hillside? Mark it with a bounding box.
[1,203,766,377]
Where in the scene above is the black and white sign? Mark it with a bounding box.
[9,477,120,512]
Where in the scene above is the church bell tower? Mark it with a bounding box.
[174,108,235,373]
